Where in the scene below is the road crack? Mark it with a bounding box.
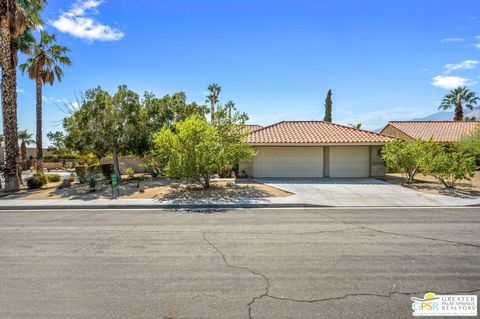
[316,211,480,249]
[202,232,270,319]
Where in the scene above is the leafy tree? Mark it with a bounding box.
[47,131,77,158]
[63,85,148,181]
[439,86,479,121]
[214,101,255,175]
[323,89,333,122]
[153,116,254,188]
[206,83,221,123]
[144,91,207,133]
[421,150,476,189]
[1,0,46,191]
[20,31,71,173]
[17,129,34,163]
[381,139,438,183]
[458,126,480,162]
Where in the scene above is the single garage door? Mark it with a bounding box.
[253,147,324,178]
[329,146,369,178]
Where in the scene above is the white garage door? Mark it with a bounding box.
[329,147,369,178]
[253,147,324,178]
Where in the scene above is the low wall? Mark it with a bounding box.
[100,156,148,173]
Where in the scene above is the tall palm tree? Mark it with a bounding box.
[206,83,221,124]
[17,129,34,164]
[224,100,237,120]
[439,86,479,121]
[20,31,71,173]
[0,0,45,191]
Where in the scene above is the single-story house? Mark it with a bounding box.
[380,121,479,142]
[240,121,393,178]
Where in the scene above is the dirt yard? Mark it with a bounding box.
[1,178,292,200]
[380,172,480,198]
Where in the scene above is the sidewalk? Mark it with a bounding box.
[0,193,479,210]
[0,195,322,210]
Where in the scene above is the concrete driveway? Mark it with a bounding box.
[256,178,480,206]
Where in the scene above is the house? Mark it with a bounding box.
[240,124,263,134]
[380,121,479,142]
[240,121,393,178]
[0,143,52,166]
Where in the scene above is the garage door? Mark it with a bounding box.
[329,147,369,178]
[253,147,324,178]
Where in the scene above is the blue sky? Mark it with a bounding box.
[10,0,480,145]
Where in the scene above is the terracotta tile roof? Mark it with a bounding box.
[247,121,393,144]
[384,121,479,142]
[239,124,263,134]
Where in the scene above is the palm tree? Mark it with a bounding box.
[439,86,479,121]
[0,0,45,191]
[224,100,236,119]
[206,83,221,123]
[20,31,71,173]
[17,129,34,165]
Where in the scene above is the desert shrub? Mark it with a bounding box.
[27,174,47,189]
[153,116,254,188]
[140,159,161,178]
[123,167,135,178]
[86,172,98,190]
[381,139,439,182]
[59,179,72,189]
[46,174,61,183]
[68,174,76,183]
[75,165,87,183]
[421,150,476,189]
[218,165,233,178]
[99,163,115,179]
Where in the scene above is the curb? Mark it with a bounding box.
[0,203,329,211]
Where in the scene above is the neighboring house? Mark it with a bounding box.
[381,121,479,142]
[240,121,393,178]
[239,124,263,135]
[0,143,52,166]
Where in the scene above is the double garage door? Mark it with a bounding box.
[252,146,370,178]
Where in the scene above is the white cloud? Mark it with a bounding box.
[16,87,24,93]
[440,37,464,43]
[51,0,124,42]
[431,75,475,89]
[444,60,479,74]
[43,96,70,104]
[475,43,480,49]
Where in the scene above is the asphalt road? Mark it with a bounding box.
[0,207,479,319]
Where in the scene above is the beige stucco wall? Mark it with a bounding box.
[380,125,413,142]
[100,156,148,173]
[370,145,386,177]
[240,145,387,178]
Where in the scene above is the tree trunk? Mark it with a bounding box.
[35,77,43,173]
[203,175,210,189]
[20,141,26,161]
[112,145,121,182]
[0,15,20,191]
[210,101,215,124]
[454,103,463,121]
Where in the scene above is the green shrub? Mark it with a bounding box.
[421,151,476,189]
[140,159,161,178]
[99,163,115,179]
[123,167,135,178]
[27,174,47,189]
[381,139,439,182]
[46,174,61,183]
[86,172,98,190]
[75,165,87,183]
